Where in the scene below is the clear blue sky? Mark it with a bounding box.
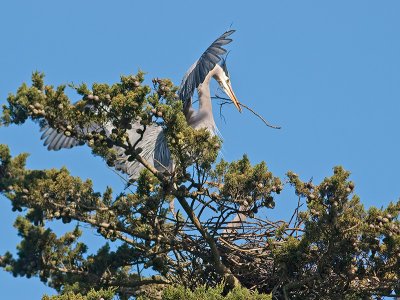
[1,1,400,298]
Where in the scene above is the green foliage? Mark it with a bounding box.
[212,155,282,212]
[276,167,400,298]
[42,288,115,300]
[1,73,399,299]
[139,284,271,300]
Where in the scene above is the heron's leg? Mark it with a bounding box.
[168,162,177,218]
[169,200,176,218]
[169,181,178,218]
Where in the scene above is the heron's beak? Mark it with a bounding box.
[221,80,242,113]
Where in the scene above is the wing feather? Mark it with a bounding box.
[114,122,171,180]
[41,125,82,151]
[51,134,65,150]
[179,30,235,109]
[43,129,59,147]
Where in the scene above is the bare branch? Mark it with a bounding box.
[213,95,282,129]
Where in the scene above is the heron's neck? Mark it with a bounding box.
[198,75,213,116]
[184,66,222,136]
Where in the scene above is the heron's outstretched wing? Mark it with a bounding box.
[40,101,99,151]
[40,126,84,151]
[114,122,172,180]
[40,122,103,151]
[40,121,171,180]
[178,30,235,109]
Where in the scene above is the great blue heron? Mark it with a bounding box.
[40,30,241,179]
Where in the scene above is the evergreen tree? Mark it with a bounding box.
[0,72,399,299]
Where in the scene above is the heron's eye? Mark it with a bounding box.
[226,79,230,84]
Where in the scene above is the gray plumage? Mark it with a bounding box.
[41,126,81,151]
[40,30,240,180]
[113,122,171,178]
[179,30,235,109]
[40,121,171,178]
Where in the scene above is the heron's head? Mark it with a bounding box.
[213,61,242,112]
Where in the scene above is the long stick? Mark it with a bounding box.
[213,95,282,129]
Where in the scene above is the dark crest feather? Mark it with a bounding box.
[221,51,230,77]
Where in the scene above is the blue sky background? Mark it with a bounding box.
[1,1,400,298]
